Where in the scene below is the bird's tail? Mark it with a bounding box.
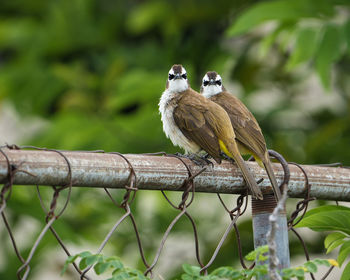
[219,140,263,200]
[262,154,282,201]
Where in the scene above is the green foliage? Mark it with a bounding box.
[296,205,350,279]
[180,258,335,280]
[63,248,336,280]
[244,245,268,262]
[226,0,336,36]
[62,251,149,280]
[227,0,350,89]
[295,205,350,234]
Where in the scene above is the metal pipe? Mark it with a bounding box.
[252,196,290,276]
[0,149,349,201]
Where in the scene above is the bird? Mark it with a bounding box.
[200,71,281,201]
[159,64,263,200]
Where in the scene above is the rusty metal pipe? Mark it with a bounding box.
[0,149,349,201]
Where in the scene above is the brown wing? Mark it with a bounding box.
[210,91,267,158]
[173,90,222,162]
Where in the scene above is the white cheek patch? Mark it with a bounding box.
[169,68,175,75]
[216,74,222,82]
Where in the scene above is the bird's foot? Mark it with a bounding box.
[174,153,213,167]
[220,152,235,164]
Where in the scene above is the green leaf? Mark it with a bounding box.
[84,254,101,266]
[282,268,295,279]
[211,266,242,278]
[182,264,201,276]
[110,272,130,280]
[79,258,88,270]
[245,245,268,261]
[338,241,350,266]
[325,232,347,249]
[295,268,305,277]
[94,262,111,275]
[295,206,350,235]
[304,261,318,273]
[340,261,350,280]
[313,259,332,266]
[327,239,346,254]
[226,0,334,36]
[286,27,319,70]
[315,24,344,89]
[106,258,124,270]
[181,275,193,280]
[78,251,92,258]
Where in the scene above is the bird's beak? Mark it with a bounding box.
[209,79,216,85]
[174,73,181,80]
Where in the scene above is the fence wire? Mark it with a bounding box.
[0,144,337,279]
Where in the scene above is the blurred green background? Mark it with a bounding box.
[0,0,350,279]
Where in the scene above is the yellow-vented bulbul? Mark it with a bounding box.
[200,71,281,201]
[159,65,263,200]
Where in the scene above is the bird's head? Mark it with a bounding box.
[200,71,223,98]
[166,64,189,92]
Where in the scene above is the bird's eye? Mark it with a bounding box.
[169,74,175,80]
[216,80,222,86]
[182,73,187,79]
[203,80,209,86]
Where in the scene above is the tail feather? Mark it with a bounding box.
[235,154,263,200]
[220,140,263,200]
[263,157,282,201]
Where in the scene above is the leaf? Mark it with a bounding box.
[245,245,268,261]
[315,24,344,89]
[295,268,305,277]
[304,261,318,273]
[340,261,350,280]
[325,232,347,249]
[181,275,193,280]
[105,257,124,270]
[313,259,332,266]
[78,251,92,258]
[338,241,350,266]
[295,206,350,235]
[211,266,242,277]
[84,254,101,266]
[112,268,133,278]
[226,0,334,36]
[302,205,350,217]
[286,27,319,70]
[182,264,201,276]
[94,262,111,275]
[327,239,346,254]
